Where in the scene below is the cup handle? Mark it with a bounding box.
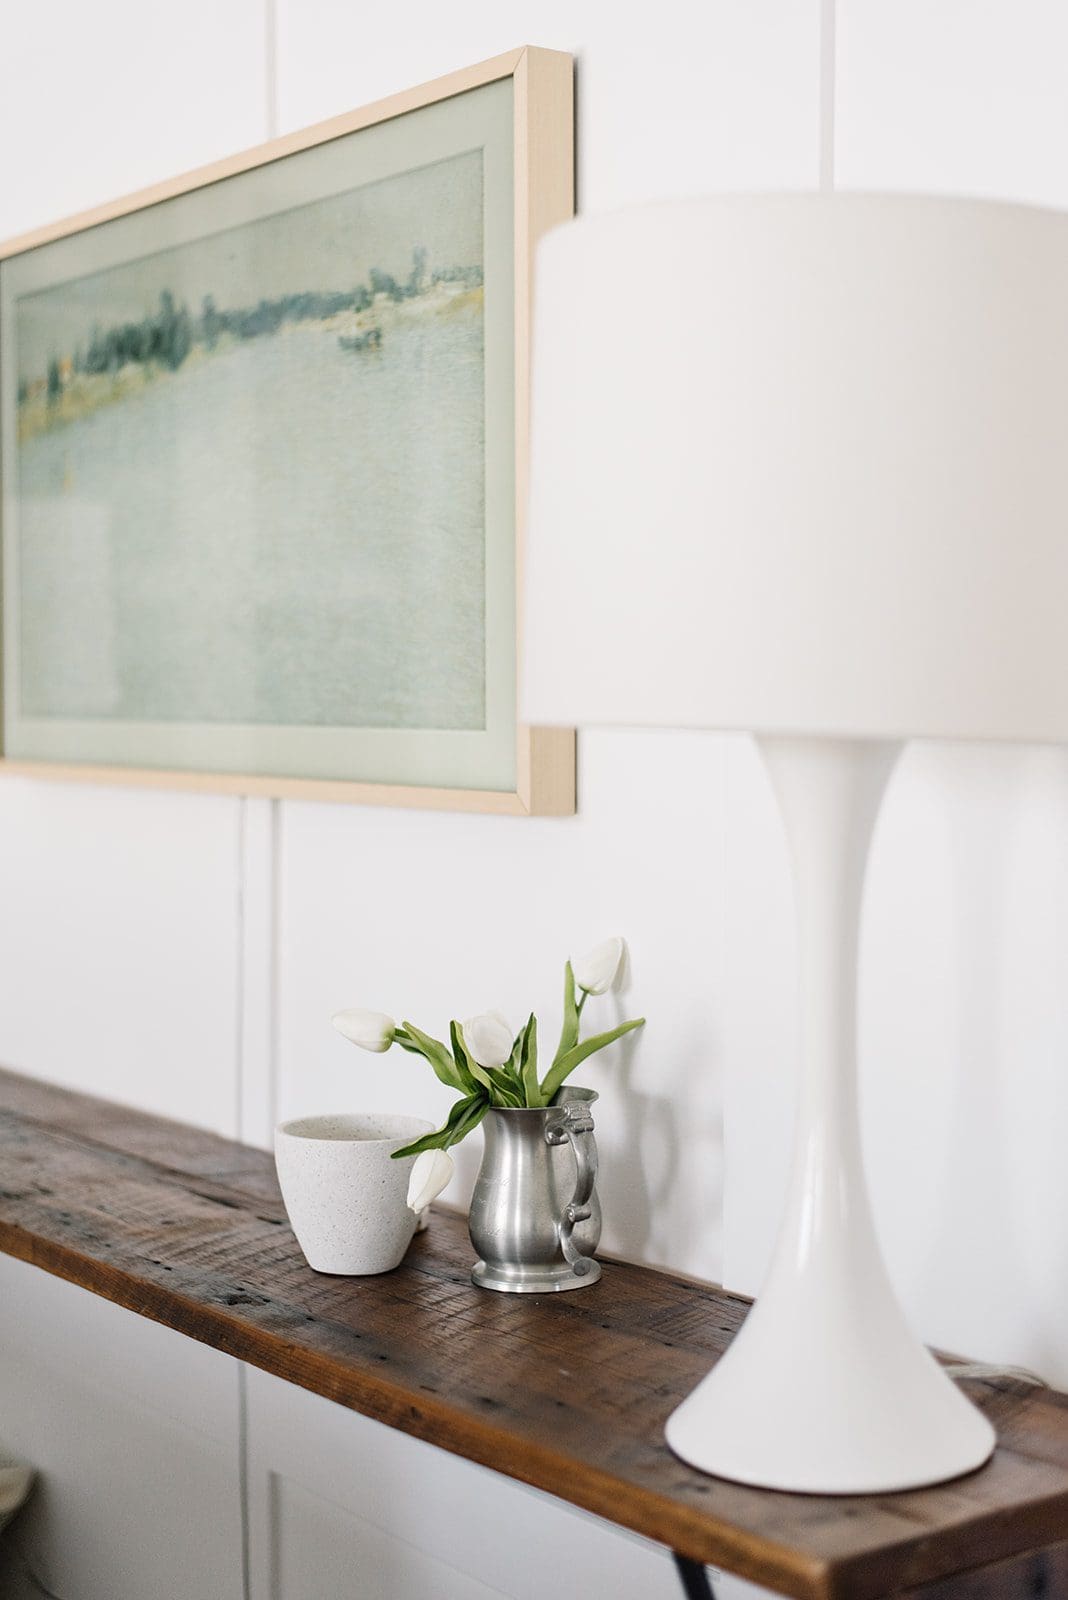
[546,1101,598,1277]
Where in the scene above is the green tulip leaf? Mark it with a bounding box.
[518,1013,541,1107]
[551,960,581,1071]
[539,1016,645,1103]
[449,1019,502,1096]
[399,1021,466,1092]
[500,1038,527,1102]
[392,1031,425,1056]
[391,1089,488,1159]
[484,1067,524,1107]
[448,1020,481,1095]
[446,1095,491,1148]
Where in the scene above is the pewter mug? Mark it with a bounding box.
[469,1086,601,1293]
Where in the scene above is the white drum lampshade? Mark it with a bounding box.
[523,195,1068,1494]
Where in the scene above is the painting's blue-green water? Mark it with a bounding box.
[17,304,485,730]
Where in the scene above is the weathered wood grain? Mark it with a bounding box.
[0,1067,1065,1600]
[899,1541,1068,1598]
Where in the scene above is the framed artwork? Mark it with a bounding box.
[0,48,575,815]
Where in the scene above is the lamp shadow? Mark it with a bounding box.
[592,1001,722,1274]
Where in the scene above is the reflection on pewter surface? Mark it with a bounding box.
[14,150,486,732]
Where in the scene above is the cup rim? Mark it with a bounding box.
[275,1112,434,1145]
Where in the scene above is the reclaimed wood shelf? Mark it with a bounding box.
[0,1066,1066,1600]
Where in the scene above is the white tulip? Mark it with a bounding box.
[462,1010,514,1068]
[406,1148,454,1213]
[572,936,626,996]
[331,1007,396,1053]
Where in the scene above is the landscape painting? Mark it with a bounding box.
[13,153,486,734]
[0,63,553,804]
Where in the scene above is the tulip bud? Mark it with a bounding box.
[331,1007,396,1053]
[572,936,626,996]
[462,1011,514,1068]
[406,1147,454,1213]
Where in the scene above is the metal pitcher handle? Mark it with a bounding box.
[546,1100,598,1277]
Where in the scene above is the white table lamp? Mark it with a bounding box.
[523,195,1068,1494]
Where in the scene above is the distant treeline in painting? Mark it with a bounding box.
[18,247,483,440]
[8,138,492,745]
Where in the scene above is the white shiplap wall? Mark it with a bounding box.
[0,0,824,1293]
[3,3,1068,1595]
[263,0,823,1289]
[0,8,815,1595]
[0,0,268,1136]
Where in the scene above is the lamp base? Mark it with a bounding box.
[665,736,996,1494]
[664,1276,996,1494]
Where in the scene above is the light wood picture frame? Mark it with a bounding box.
[0,47,575,816]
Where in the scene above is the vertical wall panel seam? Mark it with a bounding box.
[264,0,281,1143]
[820,0,837,193]
[265,0,279,138]
[235,799,248,1142]
[268,799,281,1137]
[238,1362,252,1600]
[241,15,280,1596]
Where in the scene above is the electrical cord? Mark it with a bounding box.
[946,1361,1049,1388]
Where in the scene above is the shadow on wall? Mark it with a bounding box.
[446,974,724,1277]
[584,988,723,1275]
[864,743,1068,1385]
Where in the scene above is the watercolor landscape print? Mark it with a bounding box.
[0,56,575,810]
[10,148,487,744]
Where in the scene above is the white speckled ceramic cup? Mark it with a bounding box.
[275,1113,434,1275]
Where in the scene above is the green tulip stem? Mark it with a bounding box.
[384,952,642,1159]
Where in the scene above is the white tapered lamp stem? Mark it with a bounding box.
[665,736,996,1493]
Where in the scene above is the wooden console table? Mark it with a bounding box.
[0,1066,1065,1599]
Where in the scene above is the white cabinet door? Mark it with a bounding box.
[245,1364,684,1600]
[0,1254,762,1599]
[0,1255,244,1600]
